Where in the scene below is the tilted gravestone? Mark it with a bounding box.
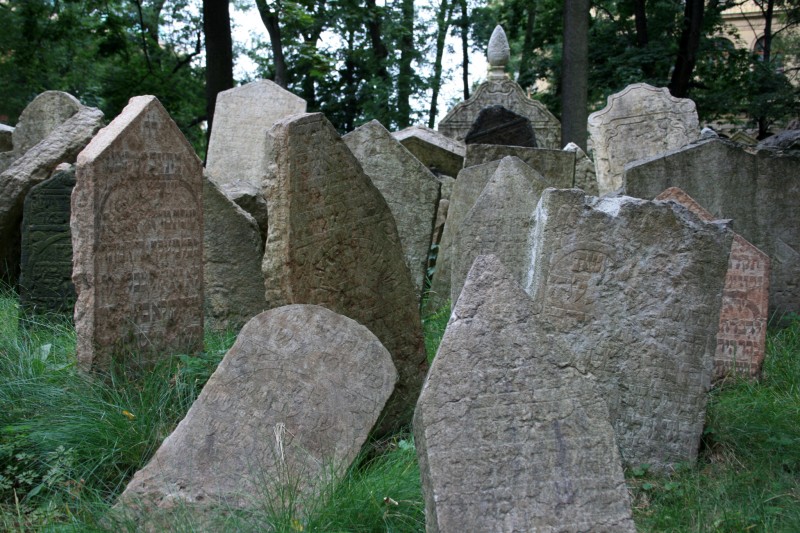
[19,166,76,314]
[12,91,84,155]
[625,138,800,318]
[203,175,265,332]
[72,95,203,373]
[526,189,732,469]
[588,83,699,195]
[117,305,397,523]
[438,25,561,148]
[464,104,537,147]
[655,187,770,381]
[262,112,427,434]
[415,255,635,533]
[0,124,13,153]
[0,105,104,284]
[564,141,598,196]
[392,125,465,178]
[450,159,549,304]
[463,143,575,188]
[344,120,441,296]
[205,80,306,235]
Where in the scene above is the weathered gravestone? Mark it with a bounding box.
[19,165,76,314]
[205,80,306,235]
[526,189,732,469]
[625,138,800,318]
[564,141,598,196]
[415,255,635,533]
[262,112,427,434]
[344,120,441,296]
[464,104,537,147]
[655,187,770,381]
[0,105,104,284]
[463,143,575,188]
[588,83,699,195]
[203,175,265,332]
[12,91,84,155]
[450,159,549,304]
[0,124,13,152]
[438,25,561,148]
[392,125,465,178]
[758,129,800,152]
[117,304,397,523]
[72,95,203,373]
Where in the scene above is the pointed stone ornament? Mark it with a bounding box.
[487,25,510,80]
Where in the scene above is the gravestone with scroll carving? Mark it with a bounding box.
[415,255,635,533]
[438,25,561,148]
[526,189,732,470]
[262,112,427,434]
[588,83,699,195]
[655,187,770,381]
[72,95,203,373]
[463,143,574,188]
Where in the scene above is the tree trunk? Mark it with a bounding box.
[365,0,392,125]
[669,0,704,98]
[255,0,288,88]
[203,0,234,148]
[758,0,776,138]
[428,0,454,128]
[397,0,415,128]
[561,0,589,150]
[518,1,537,91]
[459,0,470,100]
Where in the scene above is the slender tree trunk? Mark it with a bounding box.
[633,0,654,78]
[459,0,470,100]
[518,1,537,90]
[428,0,454,128]
[365,0,392,125]
[397,0,415,128]
[255,0,288,88]
[561,0,589,150]
[342,29,359,132]
[669,0,704,98]
[203,0,234,148]
[758,0,776,138]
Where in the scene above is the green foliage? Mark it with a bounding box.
[422,302,450,364]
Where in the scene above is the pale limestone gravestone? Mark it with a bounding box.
[0,105,104,284]
[13,91,84,155]
[415,255,635,533]
[72,96,203,373]
[564,141,598,196]
[464,104,537,147]
[262,112,427,434]
[588,83,699,195]
[0,124,13,152]
[392,125,465,178]
[344,120,441,296]
[203,175,265,332]
[463,143,575,188]
[450,160,549,304]
[655,187,770,381]
[526,189,732,469]
[438,25,561,149]
[625,138,800,318]
[205,80,306,234]
[117,304,397,522]
[19,166,76,314]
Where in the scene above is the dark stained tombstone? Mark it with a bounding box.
[464,104,537,147]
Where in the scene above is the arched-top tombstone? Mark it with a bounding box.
[13,91,84,155]
[438,25,561,148]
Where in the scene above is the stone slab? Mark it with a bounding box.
[392,125,465,178]
[13,91,83,155]
[564,141,598,196]
[0,124,13,152]
[463,143,575,188]
[464,104,537,147]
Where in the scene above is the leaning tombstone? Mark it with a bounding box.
[116,304,397,527]
[19,165,76,315]
[527,189,732,469]
[205,80,306,235]
[564,141,598,195]
[12,90,84,155]
[463,143,575,188]
[587,83,699,195]
[439,25,561,148]
[392,125,465,178]
[344,120,441,296]
[262,112,427,434]
[72,95,203,374]
[464,104,537,147]
[0,124,13,152]
[655,187,770,381]
[415,255,635,533]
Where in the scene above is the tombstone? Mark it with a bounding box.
[203,175,265,332]
[450,160,549,304]
[0,105,104,284]
[117,304,397,523]
[526,189,732,469]
[625,138,800,318]
[205,80,306,235]
[729,130,759,146]
[415,255,635,533]
[392,125,465,178]
[464,104,537,147]
[19,166,76,314]
[588,83,699,195]
[463,144,575,188]
[12,91,84,155]
[437,174,455,202]
[438,25,561,148]
[0,124,13,152]
[262,112,427,434]
[72,95,203,373]
[655,187,770,381]
[564,141,598,196]
[758,129,800,152]
[343,120,441,296]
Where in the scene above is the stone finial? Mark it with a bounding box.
[487,25,510,80]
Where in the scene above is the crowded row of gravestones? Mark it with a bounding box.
[1,42,799,529]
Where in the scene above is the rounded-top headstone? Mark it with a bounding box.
[13,91,83,155]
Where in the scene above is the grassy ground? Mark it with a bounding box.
[0,288,798,531]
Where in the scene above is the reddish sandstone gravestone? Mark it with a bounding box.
[72,96,203,373]
[655,187,770,381]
